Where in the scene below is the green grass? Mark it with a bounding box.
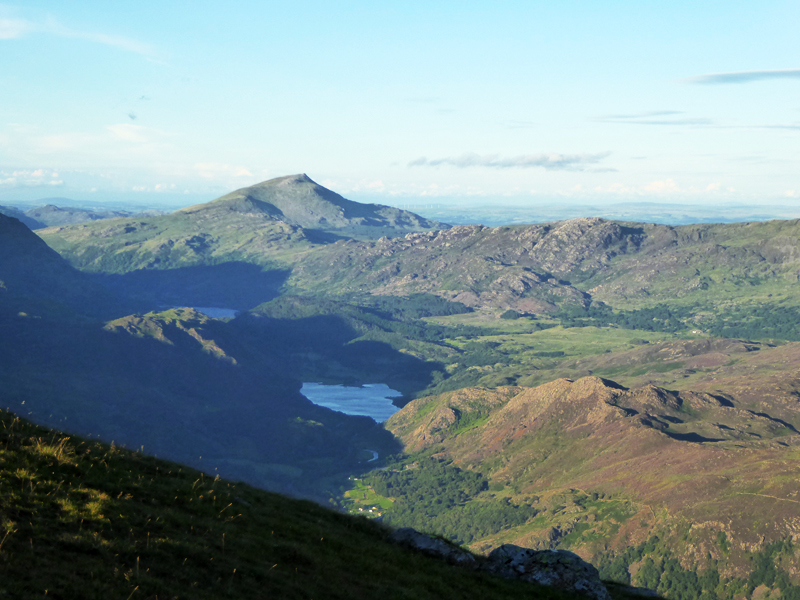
[343,478,395,512]
[0,409,591,600]
[422,319,685,392]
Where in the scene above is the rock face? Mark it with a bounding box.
[486,544,611,600]
[390,528,611,600]
[390,527,476,566]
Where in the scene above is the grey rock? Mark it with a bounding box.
[389,527,476,566]
[486,544,611,600]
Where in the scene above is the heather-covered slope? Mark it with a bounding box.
[382,376,800,595]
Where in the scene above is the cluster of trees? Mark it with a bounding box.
[598,535,800,600]
[359,293,473,320]
[364,460,538,544]
[252,294,487,345]
[558,303,689,333]
[704,305,800,341]
[457,341,506,368]
[557,299,800,342]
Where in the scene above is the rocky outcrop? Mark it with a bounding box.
[390,527,476,566]
[390,528,612,600]
[486,544,611,600]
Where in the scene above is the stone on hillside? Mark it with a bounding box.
[389,527,476,566]
[485,544,611,600]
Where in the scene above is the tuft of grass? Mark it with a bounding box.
[0,408,588,600]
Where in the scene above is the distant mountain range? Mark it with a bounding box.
[0,200,162,229]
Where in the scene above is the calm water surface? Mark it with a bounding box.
[301,383,402,423]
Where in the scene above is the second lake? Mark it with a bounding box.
[300,382,403,423]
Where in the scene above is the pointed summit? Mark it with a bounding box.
[183,174,447,237]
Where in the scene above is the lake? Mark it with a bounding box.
[167,306,240,319]
[301,382,402,423]
[190,307,239,319]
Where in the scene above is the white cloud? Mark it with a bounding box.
[594,183,632,194]
[683,69,800,85]
[106,123,165,143]
[194,163,253,180]
[0,15,158,60]
[0,168,65,188]
[0,17,31,39]
[643,179,681,193]
[594,111,712,126]
[409,151,611,171]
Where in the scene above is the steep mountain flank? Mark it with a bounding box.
[0,204,43,228]
[37,204,313,274]
[0,213,122,316]
[0,409,607,600]
[386,377,800,583]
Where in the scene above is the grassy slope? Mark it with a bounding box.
[0,408,590,600]
[37,208,315,274]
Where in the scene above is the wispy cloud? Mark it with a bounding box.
[0,15,158,60]
[408,151,611,171]
[756,123,800,130]
[683,69,800,85]
[194,163,253,180]
[106,123,167,143]
[506,120,537,129]
[594,111,712,126]
[0,18,32,39]
[0,168,63,188]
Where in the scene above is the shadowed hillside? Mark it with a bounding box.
[0,408,607,600]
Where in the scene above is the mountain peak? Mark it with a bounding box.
[186,173,447,236]
[275,173,313,184]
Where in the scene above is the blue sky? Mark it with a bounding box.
[1,1,798,209]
